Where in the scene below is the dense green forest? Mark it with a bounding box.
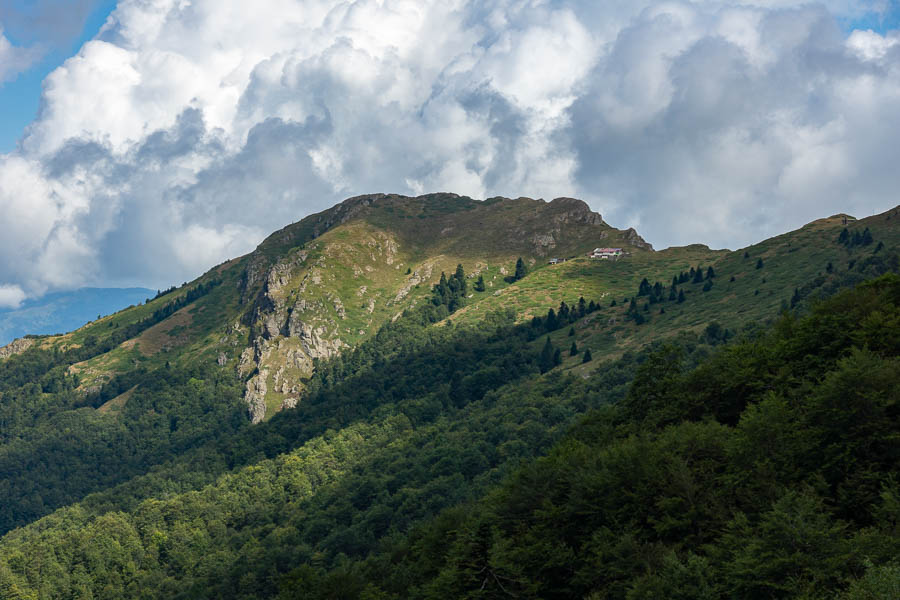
[1,273,898,598]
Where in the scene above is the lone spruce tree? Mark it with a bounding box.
[474,274,485,292]
[515,257,527,281]
[570,341,578,356]
[582,348,592,363]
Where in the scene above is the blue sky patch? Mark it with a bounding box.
[0,0,117,152]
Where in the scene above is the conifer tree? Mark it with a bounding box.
[474,275,485,292]
[668,287,677,302]
[454,264,467,295]
[677,289,686,303]
[693,268,704,284]
[432,272,449,306]
[553,348,562,366]
[608,299,615,307]
[539,337,554,373]
[578,297,587,317]
[545,308,558,331]
[582,348,592,363]
[706,266,715,279]
[558,301,570,322]
[862,227,873,246]
[570,341,578,356]
[568,327,575,336]
[756,258,764,269]
[838,228,849,244]
[514,257,527,281]
[638,278,651,296]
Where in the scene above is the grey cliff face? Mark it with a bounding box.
[624,227,654,250]
[0,337,34,360]
[239,249,346,423]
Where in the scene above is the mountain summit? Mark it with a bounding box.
[235,193,650,421]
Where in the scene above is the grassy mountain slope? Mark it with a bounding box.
[451,210,900,369]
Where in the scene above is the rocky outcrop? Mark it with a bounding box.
[624,227,654,250]
[393,262,433,303]
[286,318,345,359]
[0,338,34,360]
[240,249,349,422]
[548,197,605,226]
[245,370,268,424]
[532,233,556,252]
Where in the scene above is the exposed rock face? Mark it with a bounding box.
[532,233,556,250]
[524,198,607,256]
[286,318,344,359]
[331,296,346,319]
[0,338,34,360]
[239,247,349,422]
[548,197,605,226]
[624,227,654,250]
[393,262,433,303]
[245,370,268,424]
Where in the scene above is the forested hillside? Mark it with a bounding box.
[1,273,899,599]
[0,196,898,599]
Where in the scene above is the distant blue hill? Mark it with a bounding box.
[0,287,155,346]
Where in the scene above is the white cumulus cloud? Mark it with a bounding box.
[0,27,41,84]
[0,284,26,309]
[0,0,898,299]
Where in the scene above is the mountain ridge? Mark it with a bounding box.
[2,197,898,425]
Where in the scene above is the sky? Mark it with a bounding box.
[0,0,899,307]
